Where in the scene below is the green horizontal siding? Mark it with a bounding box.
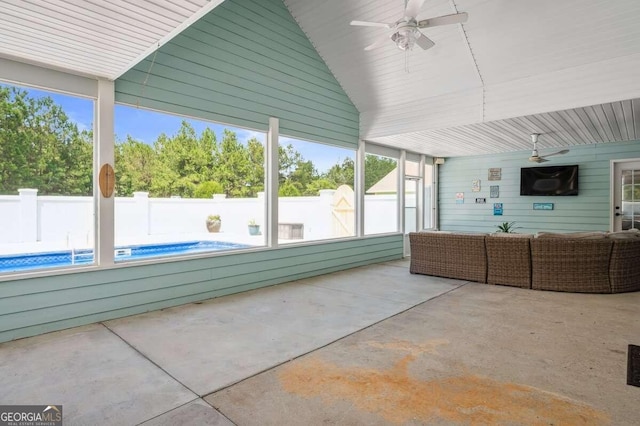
[115,0,359,149]
[0,235,403,343]
[439,140,640,234]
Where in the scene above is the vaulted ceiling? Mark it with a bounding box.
[284,0,640,155]
[1,0,639,157]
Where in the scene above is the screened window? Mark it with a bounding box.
[113,105,266,262]
[364,152,399,235]
[0,83,94,273]
[277,137,355,244]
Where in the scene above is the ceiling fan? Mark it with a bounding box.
[528,133,569,163]
[350,0,468,51]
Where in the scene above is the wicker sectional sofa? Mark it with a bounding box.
[409,231,640,293]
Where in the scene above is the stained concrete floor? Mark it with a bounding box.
[1,259,639,425]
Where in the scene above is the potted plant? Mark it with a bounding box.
[248,218,261,236]
[206,214,221,233]
[496,221,520,233]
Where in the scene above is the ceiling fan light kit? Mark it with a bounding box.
[391,23,422,51]
[350,0,468,52]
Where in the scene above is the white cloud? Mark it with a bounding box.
[74,121,89,132]
[67,112,91,133]
[235,128,266,142]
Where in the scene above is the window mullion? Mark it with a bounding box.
[267,117,279,248]
[96,79,115,266]
[356,140,365,237]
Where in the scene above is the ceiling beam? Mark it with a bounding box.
[0,56,98,98]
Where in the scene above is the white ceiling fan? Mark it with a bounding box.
[350,0,468,51]
[528,133,569,163]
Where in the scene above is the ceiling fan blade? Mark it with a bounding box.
[350,20,391,28]
[415,32,435,50]
[364,33,392,51]
[529,157,547,163]
[418,12,468,28]
[542,149,570,158]
[404,0,426,19]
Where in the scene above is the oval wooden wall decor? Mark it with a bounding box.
[99,163,115,198]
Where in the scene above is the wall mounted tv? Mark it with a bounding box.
[520,165,579,196]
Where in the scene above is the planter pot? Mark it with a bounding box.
[248,225,261,236]
[206,219,221,233]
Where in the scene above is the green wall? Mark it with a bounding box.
[439,140,640,234]
[115,0,359,149]
[0,235,403,343]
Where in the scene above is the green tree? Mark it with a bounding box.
[61,128,93,195]
[279,181,302,196]
[364,155,397,192]
[324,157,354,189]
[115,136,154,196]
[213,129,254,197]
[194,180,224,198]
[277,144,326,196]
[305,178,336,195]
[278,144,303,185]
[246,137,265,193]
[150,121,216,197]
[0,86,93,195]
[292,160,319,195]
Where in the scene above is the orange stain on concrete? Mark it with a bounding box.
[365,339,449,356]
[278,341,609,425]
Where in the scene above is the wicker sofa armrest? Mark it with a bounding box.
[410,232,487,283]
[609,239,640,293]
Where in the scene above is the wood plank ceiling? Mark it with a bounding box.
[373,98,640,157]
[0,0,215,79]
[1,0,639,156]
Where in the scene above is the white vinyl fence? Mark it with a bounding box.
[0,189,398,253]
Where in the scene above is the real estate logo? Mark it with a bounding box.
[0,405,62,426]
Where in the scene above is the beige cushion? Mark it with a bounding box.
[536,231,607,239]
[535,232,564,239]
[607,231,640,239]
[490,233,534,238]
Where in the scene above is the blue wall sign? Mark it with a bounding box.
[533,203,554,210]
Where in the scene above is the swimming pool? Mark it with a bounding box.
[0,241,250,273]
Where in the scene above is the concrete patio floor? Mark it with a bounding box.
[1,259,638,425]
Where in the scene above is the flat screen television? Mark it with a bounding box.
[520,165,579,196]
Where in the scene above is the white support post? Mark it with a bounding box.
[434,162,440,230]
[398,150,406,233]
[266,117,279,248]
[95,79,115,266]
[417,155,425,231]
[355,140,365,237]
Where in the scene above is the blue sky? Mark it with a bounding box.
[4,83,352,173]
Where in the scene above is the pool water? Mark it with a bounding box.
[0,241,250,273]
